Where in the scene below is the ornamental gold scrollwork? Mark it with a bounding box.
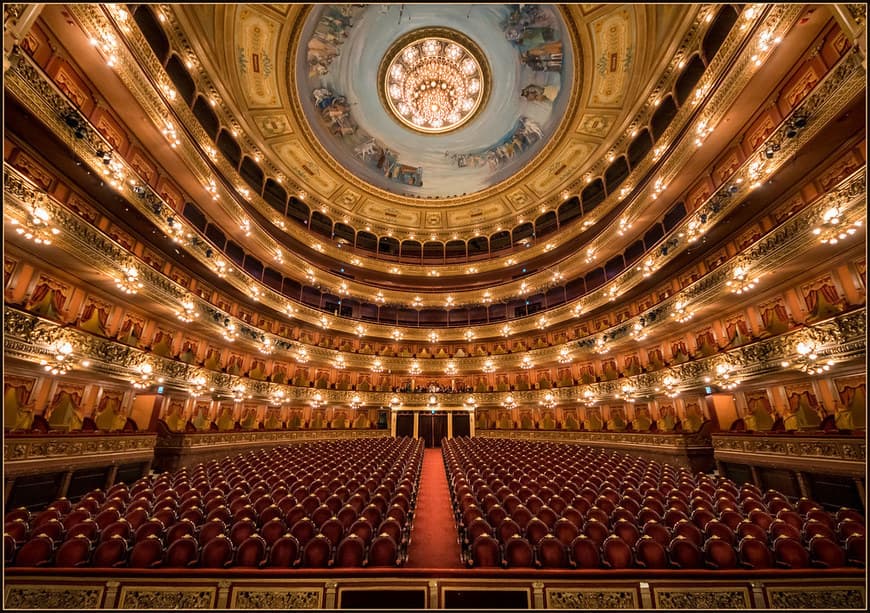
[766,588,864,609]
[232,589,321,609]
[655,589,749,609]
[118,588,214,609]
[547,589,637,609]
[4,586,103,609]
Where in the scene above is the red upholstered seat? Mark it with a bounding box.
[642,520,671,547]
[469,533,501,568]
[54,535,92,567]
[536,534,568,568]
[704,519,736,545]
[667,536,703,569]
[748,509,774,530]
[635,535,668,569]
[703,535,738,569]
[164,534,199,567]
[200,534,234,568]
[503,535,534,568]
[569,535,601,569]
[553,518,579,547]
[836,508,864,524]
[612,519,640,545]
[802,519,838,543]
[738,535,774,569]
[672,519,703,547]
[525,517,550,546]
[718,510,744,531]
[837,518,866,540]
[808,535,846,568]
[368,534,399,567]
[773,535,811,568]
[234,534,268,568]
[769,518,802,542]
[845,534,865,567]
[133,518,165,544]
[268,535,300,568]
[5,519,28,543]
[93,508,121,530]
[92,534,128,567]
[128,535,164,568]
[67,519,99,542]
[335,534,367,568]
[602,535,633,569]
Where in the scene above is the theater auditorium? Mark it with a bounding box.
[2,3,867,611]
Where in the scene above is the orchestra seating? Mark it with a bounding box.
[443,437,866,571]
[4,437,422,569]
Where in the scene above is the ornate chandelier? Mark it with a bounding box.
[382,31,487,134]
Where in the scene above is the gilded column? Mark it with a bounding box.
[390,410,397,438]
[413,411,419,439]
[446,412,453,440]
[3,4,44,73]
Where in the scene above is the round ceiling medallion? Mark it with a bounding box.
[380,29,489,134]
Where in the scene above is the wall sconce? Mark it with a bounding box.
[726,266,760,294]
[114,263,143,295]
[131,362,163,389]
[40,340,89,375]
[10,203,60,244]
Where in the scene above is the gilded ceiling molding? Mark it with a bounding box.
[4,160,866,374]
[4,305,864,409]
[5,38,863,345]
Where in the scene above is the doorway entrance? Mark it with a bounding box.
[418,411,448,448]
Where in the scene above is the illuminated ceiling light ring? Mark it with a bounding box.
[380,29,489,134]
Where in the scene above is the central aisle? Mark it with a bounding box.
[405,447,464,568]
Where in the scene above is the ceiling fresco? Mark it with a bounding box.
[294,4,575,199]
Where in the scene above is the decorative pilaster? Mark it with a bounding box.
[532,582,545,609]
[428,580,438,609]
[215,581,231,609]
[446,413,453,440]
[413,412,419,439]
[324,582,338,609]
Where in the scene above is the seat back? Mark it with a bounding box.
[703,536,738,569]
[334,534,366,568]
[164,535,199,567]
[268,535,300,568]
[536,534,568,568]
[773,535,810,568]
[503,535,534,568]
[367,534,398,567]
[54,535,92,567]
[200,534,234,568]
[92,535,128,567]
[301,534,333,568]
[635,535,668,568]
[602,535,633,569]
[234,534,268,567]
[469,534,501,568]
[569,535,601,569]
[128,535,164,568]
[14,535,55,567]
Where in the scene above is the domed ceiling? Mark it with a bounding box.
[295,4,574,199]
[177,4,694,235]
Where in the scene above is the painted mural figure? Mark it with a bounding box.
[522,41,564,72]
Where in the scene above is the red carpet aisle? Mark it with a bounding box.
[405,448,464,568]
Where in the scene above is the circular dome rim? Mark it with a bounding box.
[285,3,584,208]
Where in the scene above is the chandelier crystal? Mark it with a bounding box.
[382,31,487,134]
